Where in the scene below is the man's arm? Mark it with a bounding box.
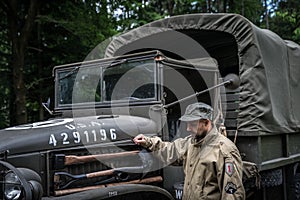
[218,142,246,200]
[133,134,190,166]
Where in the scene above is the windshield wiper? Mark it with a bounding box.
[59,66,80,81]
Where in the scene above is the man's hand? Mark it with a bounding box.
[133,134,147,146]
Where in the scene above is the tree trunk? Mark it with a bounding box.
[264,0,269,29]
[5,0,40,125]
[228,0,234,12]
[206,0,212,12]
[241,0,245,16]
[223,0,227,13]
[12,50,27,124]
[167,0,175,16]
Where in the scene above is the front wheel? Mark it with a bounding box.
[295,173,300,200]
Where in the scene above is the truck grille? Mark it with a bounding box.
[49,144,160,196]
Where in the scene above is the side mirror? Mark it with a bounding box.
[42,98,54,115]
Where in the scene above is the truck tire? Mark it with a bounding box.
[296,173,300,200]
[260,169,282,188]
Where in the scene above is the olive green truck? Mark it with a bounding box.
[1,13,300,200]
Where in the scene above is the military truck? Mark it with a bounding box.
[1,13,300,200]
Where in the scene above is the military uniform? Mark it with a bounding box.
[141,103,245,200]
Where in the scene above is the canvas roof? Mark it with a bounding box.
[105,13,300,133]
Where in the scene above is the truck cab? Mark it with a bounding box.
[0,50,222,200]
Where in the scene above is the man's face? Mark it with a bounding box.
[186,119,209,140]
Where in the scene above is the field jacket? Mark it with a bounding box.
[143,126,245,200]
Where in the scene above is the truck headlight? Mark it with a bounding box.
[4,171,22,200]
[1,161,43,200]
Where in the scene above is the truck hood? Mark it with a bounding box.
[0,115,157,155]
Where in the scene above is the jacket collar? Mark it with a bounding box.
[192,125,218,147]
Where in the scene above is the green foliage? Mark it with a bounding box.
[293,27,300,42]
[109,0,164,31]
[24,0,118,123]
[38,1,117,64]
[269,0,300,43]
[111,0,265,32]
[0,0,118,127]
[0,6,11,127]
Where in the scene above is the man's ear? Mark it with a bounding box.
[204,120,209,126]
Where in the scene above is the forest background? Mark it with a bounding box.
[0,0,299,128]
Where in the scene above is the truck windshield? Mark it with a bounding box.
[56,58,157,107]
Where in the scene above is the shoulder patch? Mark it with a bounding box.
[225,162,234,176]
[224,182,237,194]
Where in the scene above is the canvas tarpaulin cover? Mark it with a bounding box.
[105,13,300,134]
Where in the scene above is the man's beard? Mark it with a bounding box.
[195,130,208,142]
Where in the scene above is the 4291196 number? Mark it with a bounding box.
[49,128,117,147]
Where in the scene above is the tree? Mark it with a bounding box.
[0,0,117,127]
[111,0,265,32]
[109,0,163,31]
[27,0,117,122]
[0,0,41,125]
[269,0,300,43]
[0,6,10,127]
